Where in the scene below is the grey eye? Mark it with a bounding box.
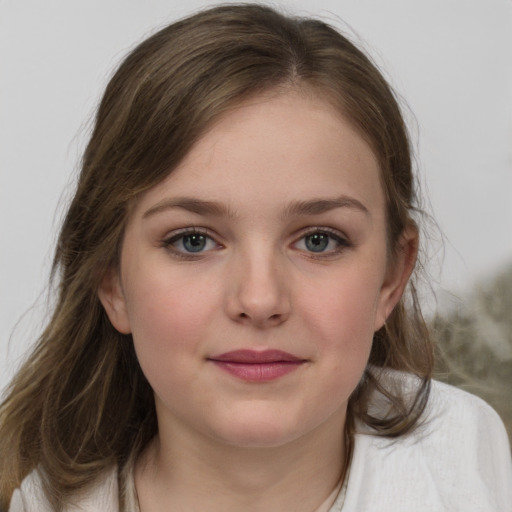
[293,230,349,255]
[304,233,330,252]
[182,234,208,252]
[166,232,218,254]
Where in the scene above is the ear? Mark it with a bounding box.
[98,267,132,334]
[374,224,419,331]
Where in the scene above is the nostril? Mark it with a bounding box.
[237,312,284,323]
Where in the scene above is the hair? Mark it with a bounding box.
[0,3,434,509]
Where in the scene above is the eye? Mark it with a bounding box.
[293,229,349,255]
[163,229,219,255]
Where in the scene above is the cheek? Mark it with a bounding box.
[298,268,381,371]
[123,267,221,359]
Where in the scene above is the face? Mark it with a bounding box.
[100,91,414,450]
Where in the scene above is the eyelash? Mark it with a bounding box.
[161,226,351,260]
[293,227,351,258]
[161,228,221,260]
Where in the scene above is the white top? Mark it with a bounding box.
[9,380,512,511]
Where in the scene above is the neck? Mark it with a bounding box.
[135,413,349,512]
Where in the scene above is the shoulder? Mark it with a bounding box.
[9,466,119,512]
[342,378,512,511]
[366,370,508,446]
[425,379,509,446]
[421,380,511,483]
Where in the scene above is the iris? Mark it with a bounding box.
[305,233,329,252]
[182,234,207,252]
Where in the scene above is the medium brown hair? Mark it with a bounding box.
[0,4,434,509]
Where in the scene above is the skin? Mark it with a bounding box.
[99,90,417,511]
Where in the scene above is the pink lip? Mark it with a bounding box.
[208,350,306,382]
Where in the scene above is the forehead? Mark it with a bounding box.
[133,91,384,218]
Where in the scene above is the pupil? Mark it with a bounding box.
[183,234,206,252]
[306,233,328,252]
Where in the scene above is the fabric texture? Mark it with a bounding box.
[9,379,512,511]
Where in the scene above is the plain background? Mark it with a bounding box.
[1,0,511,393]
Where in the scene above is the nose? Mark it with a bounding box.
[225,247,291,328]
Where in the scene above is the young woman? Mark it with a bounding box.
[1,4,510,511]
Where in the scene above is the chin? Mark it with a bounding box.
[205,410,308,449]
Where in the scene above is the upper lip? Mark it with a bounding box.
[208,349,305,363]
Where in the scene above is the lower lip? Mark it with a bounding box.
[210,361,303,382]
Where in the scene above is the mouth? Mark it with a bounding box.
[207,350,307,382]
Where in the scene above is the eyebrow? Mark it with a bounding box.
[142,195,369,220]
[283,196,370,218]
[143,198,234,219]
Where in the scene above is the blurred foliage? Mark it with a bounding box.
[431,264,512,442]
